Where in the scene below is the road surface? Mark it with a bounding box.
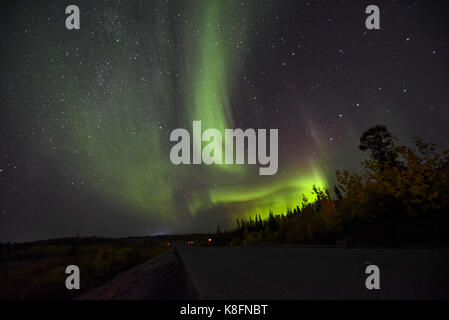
[176,245,449,299]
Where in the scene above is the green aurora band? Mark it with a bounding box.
[61,0,329,230]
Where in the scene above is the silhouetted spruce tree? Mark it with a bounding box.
[334,185,343,201]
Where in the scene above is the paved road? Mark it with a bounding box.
[176,246,449,299]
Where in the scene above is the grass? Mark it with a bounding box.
[0,237,168,299]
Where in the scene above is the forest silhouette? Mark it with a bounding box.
[227,125,449,245]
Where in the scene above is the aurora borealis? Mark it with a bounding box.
[1,0,448,241]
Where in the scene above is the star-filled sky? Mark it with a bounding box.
[1,0,448,242]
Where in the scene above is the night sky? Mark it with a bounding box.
[1,0,448,242]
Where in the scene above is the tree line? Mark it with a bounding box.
[226,125,449,245]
